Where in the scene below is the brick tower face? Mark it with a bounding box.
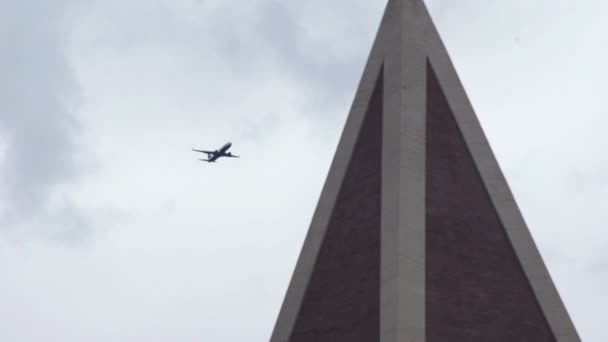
[289,71,383,342]
[425,62,555,341]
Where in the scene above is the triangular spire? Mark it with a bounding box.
[270,1,580,341]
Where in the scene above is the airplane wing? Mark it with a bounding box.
[225,154,239,158]
[192,148,214,154]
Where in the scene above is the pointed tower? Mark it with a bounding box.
[270,0,580,341]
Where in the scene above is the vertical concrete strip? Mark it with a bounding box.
[379,1,401,340]
[395,1,428,342]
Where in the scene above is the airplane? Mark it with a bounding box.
[192,142,239,163]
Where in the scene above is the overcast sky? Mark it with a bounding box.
[1,0,606,341]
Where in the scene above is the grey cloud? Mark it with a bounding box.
[66,0,374,157]
[587,246,608,273]
[237,112,281,142]
[76,0,374,117]
[246,2,374,115]
[568,162,608,194]
[41,205,130,245]
[0,0,93,240]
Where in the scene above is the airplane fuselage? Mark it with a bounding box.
[209,142,232,162]
[192,142,238,163]
[219,142,232,154]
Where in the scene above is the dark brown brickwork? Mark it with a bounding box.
[425,60,555,342]
[289,70,383,342]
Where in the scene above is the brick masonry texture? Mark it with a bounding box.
[289,71,383,342]
[425,61,556,341]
